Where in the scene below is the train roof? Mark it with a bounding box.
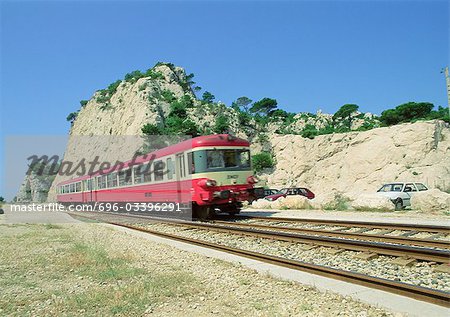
[57,134,249,186]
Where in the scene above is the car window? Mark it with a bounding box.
[404,183,417,192]
[416,183,428,191]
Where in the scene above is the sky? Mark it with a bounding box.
[0,0,449,199]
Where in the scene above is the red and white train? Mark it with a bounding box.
[56,134,258,218]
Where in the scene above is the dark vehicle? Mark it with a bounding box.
[250,188,279,200]
[264,189,279,197]
[265,187,315,201]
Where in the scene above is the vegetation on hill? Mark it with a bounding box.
[380,102,449,125]
[67,63,449,150]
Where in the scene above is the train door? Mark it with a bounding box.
[175,153,186,204]
[82,180,88,203]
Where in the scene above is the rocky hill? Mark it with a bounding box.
[13,63,448,203]
[260,120,449,194]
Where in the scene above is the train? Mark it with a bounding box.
[56,134,258,218]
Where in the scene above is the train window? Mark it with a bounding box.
[75,182,81,192]
[86,179,93,191]
[118,169,132,186]
[154,160,164,181]
[143,164,152,183]
[237,150,250,168]
[70,183,75,193]
[166,158,174,180]
[133,165,145,184]
[107,172,118,188]
[187,153,194,175]
[97,175,107,189]
[206,150,225,168]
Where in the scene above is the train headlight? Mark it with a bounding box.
[199,179,217,188]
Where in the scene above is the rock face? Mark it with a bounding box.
[15,172,53,203]
[46,64,193,201]
[411,189,450,212]
[262,121,450,196]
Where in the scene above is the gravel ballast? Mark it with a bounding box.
[137,223,450,292]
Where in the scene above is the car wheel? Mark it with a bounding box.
[394,198,403,211]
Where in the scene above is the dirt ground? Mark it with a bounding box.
[0,221,395,317]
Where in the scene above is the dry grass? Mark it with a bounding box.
[0,224,199,316]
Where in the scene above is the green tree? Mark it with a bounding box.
[380,102,434,126]
[231,96,253,112]
[214,115,229,133]
[66,112,79,125]
[202,91,215,103]
[80,100,89,107]
[252,152,274,173]
[0,196,4,202]
[333,104,359,129]
[250,98,278,116]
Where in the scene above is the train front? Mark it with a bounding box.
[190,135,258,218]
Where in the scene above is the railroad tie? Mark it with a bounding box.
[434,264,450,274]
[332,227,351,232]
[376,229,394,235]
[353,228,372,234]
[354,252,378,261]
[427,233,443,240]
[299,244,318,251]
[324,248,344,255]
[391,257,416,267]
[400,230,419,237]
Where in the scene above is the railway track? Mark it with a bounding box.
[222,214,450,234]
[67,211,450,307]
[209,219,450,249]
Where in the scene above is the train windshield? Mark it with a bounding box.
[193,149,251,173]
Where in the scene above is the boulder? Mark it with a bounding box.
[310,191,349,210]
[251,198,273,209]
[276,195,313,210]
[350,193,395,212]
[411,189,450,212]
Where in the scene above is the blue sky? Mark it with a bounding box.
[0,0,449,198]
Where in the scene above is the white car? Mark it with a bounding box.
[376,182,428,210]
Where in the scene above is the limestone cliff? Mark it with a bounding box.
[260,120,450,193]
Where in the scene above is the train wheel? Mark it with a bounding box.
[196,206,214,220]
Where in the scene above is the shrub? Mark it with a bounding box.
[213,115,229,133]
[160,90,176,103]
[301,124,318,139]
[124,70,145,83]
[252,152,274,172]
[80,100,89,107]
[142,123,163,135]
